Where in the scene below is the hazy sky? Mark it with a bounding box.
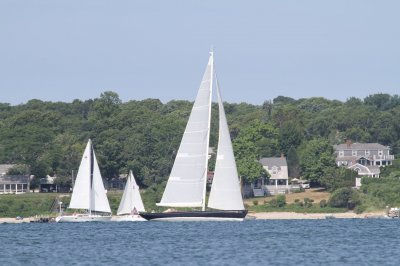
[1,1,399,105]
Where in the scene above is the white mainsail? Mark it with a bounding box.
[208,77,245,211]
[157,53,213,208]
[117,170,145,215]
[68,139,111,213]
[69,140,92,210]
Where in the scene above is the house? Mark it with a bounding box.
[259,157,289,195]
[333,142,395,187]
[0,164,30,194]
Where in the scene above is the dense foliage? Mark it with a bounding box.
[1,92,400,194]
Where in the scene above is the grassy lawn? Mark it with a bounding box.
[0,187,345,217]
[0,191,127,218]
[244,188,331,206]
[243,188,346,213]
[248,204,347,213]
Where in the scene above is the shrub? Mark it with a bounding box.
[276,195,286,207]
[319,199,327,208]
[269,198,277,207]
[303,198,314,208]
[354,204,366,214]
[253,200,259,206]
[328,187,361,209]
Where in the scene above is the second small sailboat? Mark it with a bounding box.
[113,170,146,222]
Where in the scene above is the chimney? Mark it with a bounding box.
[346,139,352,148]
[281,153,285,158]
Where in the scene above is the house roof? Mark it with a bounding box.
[348,164,380,175]
[0,175,29,184]
[333,143,389,151]
[259,157,287,167]
[0,164,15,175]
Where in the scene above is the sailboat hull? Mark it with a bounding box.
[112,215,146,222]
[56,214,112,223]
[139,210,248,221]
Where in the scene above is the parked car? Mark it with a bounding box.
[300,181,310,189]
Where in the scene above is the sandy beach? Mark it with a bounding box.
[0,217,33,224]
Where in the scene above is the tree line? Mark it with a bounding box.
[1,92,400,192]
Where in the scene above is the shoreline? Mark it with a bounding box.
[0,211,387,223]
[250,211,386,220]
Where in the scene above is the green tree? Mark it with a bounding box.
[320,167,357,191]
[299,138,336,185]
[286,147,300,178]
[236,158,268,183]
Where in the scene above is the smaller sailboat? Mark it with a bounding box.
[112,170,146,222]
[56,139,112,222]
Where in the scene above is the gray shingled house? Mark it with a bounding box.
[333,142,394,187]
[0,164,30,194]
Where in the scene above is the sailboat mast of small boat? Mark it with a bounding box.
[202,51,214,211]
[89,140,94,216]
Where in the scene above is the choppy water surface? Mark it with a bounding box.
[1,219,399,265]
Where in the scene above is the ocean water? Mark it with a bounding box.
[0,219,399,266]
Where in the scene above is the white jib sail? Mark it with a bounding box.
[69,140,92,210]
[208,78,245,211]
[91,151,112,213]
[157,53,213,207]
[117,170,145,215]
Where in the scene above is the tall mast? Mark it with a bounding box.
[202,51,214,211]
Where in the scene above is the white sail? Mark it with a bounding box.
[117,170,145,215]
[68,139,111,214]
[69,140,92,210]
[91,151,112,213]
[157,53,213,208]
[208,78,245,211]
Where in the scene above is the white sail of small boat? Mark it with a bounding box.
[56,139,112,222]
[113,170,146,221]
[141,52,247,221]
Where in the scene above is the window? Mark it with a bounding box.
[365,150,370,156]
[277,179,286,185]
[272,166,278,174]
[352,150,357,156]
[339,150,344,157]
[378,150,383,156]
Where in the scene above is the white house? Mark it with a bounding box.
[259,157,289,195]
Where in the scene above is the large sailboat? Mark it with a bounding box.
[139,52,247,221]
[112,170,146,222]
[56,139,112,222]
